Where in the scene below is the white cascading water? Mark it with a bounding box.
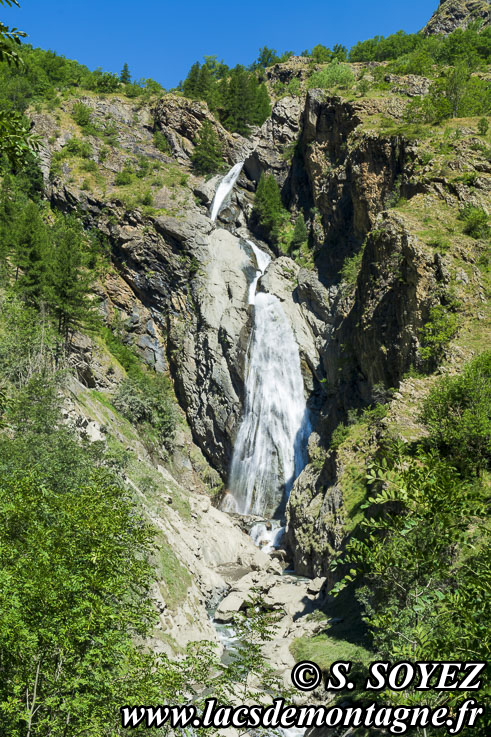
[210,162,244,222]
[209,167,307,737]
[227,242,310,518]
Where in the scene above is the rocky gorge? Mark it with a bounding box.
[11,4,488,730]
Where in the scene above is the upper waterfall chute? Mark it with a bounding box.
[247,239,271,305]
[210,162,244,222]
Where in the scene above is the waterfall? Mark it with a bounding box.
[247,239,271,304]
[210,162,244,222]
[227,243,310,518]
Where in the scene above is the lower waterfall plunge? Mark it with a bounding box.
[211,162,310,519]
[227,244,311,518]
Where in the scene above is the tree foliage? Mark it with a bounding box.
[349,25,491,70]
[421,351,491,477]
[181,59,271,136]
[307,60,355,91]
[191,119,224,175]
[252,172,288,243]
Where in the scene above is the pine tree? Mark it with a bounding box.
[119,63,131,84]
[14,201,50,307]
[191,120,223,175]
[222,65,254,135]
[196,63,215,107]
[45,215,95,348]
[252,81,271,125]
[253,173,286,242]
[0,174,20,273]
[290,214,308,255]
[182,61,201,98]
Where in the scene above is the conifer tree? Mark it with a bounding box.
[222,65,254,135]
[45,215,95,348]
[290,214,308,255]
[196,63,215,107]
[14,201,50,307]
[119,63,131,84]
[253,172,286,242]
[252,81,271,125]
[182,61,201,98]
[191,120,223,175]
[0,174,19,274]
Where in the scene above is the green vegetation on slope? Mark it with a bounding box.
[325,353,491,729]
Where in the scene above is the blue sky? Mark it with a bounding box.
[3,0,439,88]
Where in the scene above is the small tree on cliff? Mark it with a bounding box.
[119,62,131,84]
[253,172,287,242]
[191,120,224,175]
[290,214,308,255]
[45,214,96,349]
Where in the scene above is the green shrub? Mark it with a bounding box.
[419,304,460,365]
[478,117,489,136]
[421,352,491,476]
[153,129,171,153]
[72,102,92,127]
[459,205,490,239]
[330,422,350,450]
[140,190,153,206]
[308,61,355,91]
[340,246,364,287]
[114,168,133,186]
[135,155,151,179]
[80,159,97,173]
[63,138,93,159]
[286,77,301,96]
[114,376,177,452]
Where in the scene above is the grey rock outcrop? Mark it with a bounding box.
[422,0,490,36]
[153,95,253,165]
[245,96,304,185]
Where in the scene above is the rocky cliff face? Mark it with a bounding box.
[32,61,489,583]
[423,0,490,36]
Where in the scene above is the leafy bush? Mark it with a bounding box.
[308,61,355,91]
[340,245,365,287]
[114,375,177,452]
[330,422,350,450]
[478,117,489,136]
[153,129,171,153]
[333,444,489,714]
[419,303,460,365]
[140,190,153,206]
[421,351,491,476]
[459,205,490,239]
[72,101,92,127]
[115,167,133,186]
[80,159,97,173]
[54,138,92,159]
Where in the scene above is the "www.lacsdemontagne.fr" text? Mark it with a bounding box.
[121,697,484,735]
